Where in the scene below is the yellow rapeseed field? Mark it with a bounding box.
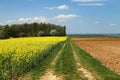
[0,37,67,79]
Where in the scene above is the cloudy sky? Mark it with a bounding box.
[0,0,120,34]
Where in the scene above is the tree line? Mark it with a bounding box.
[0,23,66,39]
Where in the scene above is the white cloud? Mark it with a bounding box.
[57,5,69,9]
[110,24,117,26]
[7,16,47,24]
[72,0,105,2]
[19,17,47,23]
[19,18,32,22]
[46,4,69,10]
[72,0,106,7]
[52,14,78,22]
[6,14,78,24]
[52,14,77,20]
[79,3,104,6]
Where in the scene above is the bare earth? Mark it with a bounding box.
[72,38,120,74]
[39,69,62,80]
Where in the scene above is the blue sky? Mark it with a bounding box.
[0,0,120,34]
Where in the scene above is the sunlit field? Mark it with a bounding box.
[0,37,67,79]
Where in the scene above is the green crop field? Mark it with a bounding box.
[0,37,120,80]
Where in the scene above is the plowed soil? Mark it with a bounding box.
[72,38,120,74]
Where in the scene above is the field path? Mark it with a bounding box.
[39,43,66,80]
[70,42,95,80]
[39,70,62,80]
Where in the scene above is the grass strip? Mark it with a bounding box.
[72,40,120,80]
[55,39,84,80]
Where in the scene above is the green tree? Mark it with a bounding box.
[3,25,10,38]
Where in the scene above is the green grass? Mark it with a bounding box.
[71,40,120,80]
[17,38,120,80]
[55,39,84,80]
[19,41,65,80]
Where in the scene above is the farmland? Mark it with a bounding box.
[72,38,120,74]
[1,37,120,80]
[0,37,66,80]
[0,0,120,80]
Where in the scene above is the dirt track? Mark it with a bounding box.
[72,38,120,74]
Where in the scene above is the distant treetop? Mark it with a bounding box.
[0,23,66,39]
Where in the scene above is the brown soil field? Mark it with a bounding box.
[72,38,120,74]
